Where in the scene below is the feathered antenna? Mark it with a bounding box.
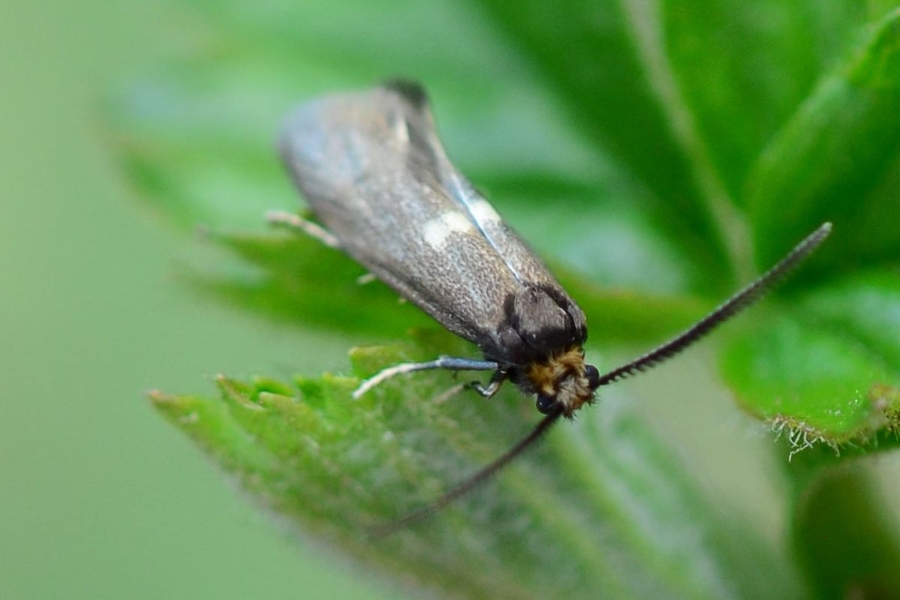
[595,222,831,387]
[373,222,832,537]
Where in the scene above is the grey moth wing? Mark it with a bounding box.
[279,81,587,366]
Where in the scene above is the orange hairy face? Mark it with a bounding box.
[524,346,598,417]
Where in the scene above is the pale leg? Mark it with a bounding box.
[353,356,501,399]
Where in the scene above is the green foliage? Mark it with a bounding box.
[111,1,900,597]
[151,332,802,599]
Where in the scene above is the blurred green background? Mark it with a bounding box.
[4,1,899,598]
[0,2,386,598]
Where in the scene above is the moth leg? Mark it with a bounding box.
[468,369,506,399]
[424,372,504,402]
[353,356,499,399]
[265,210,341,249]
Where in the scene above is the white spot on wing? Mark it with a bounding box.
[469,199,502,228]
[424,211,473,250]
[390,114,409,144]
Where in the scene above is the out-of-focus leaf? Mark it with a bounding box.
[748,9,900,271]
[475,0,731,289]
[664,1,866,199]
[109,0,900,597]
[791,467,900,599]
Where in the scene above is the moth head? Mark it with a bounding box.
[525,346,601,417]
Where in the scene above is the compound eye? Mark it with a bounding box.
[585,364,600,389]
[536,393,556,414]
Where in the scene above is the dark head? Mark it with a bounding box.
[493,283,595,417]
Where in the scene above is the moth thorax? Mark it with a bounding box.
[524,345,598,417]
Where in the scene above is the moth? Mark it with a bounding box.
[272,80,831,534]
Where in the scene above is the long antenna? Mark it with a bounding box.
[371,222,832,537]
[596,222,832,387]
[369,406,564,539]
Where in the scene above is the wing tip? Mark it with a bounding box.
[381,78,430,110]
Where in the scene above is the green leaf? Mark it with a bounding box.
[151,333,803,599]
[748,8,900,270]
[721,311,897,446]
[476,0,733,289]
[665,1,867,201]
[110,0,900,597]
[789,466,900,599]
[722,272,900,450]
